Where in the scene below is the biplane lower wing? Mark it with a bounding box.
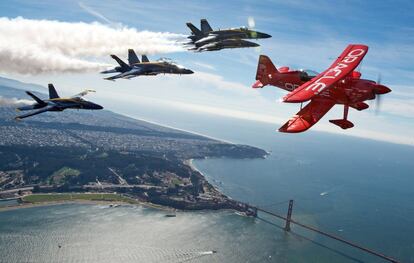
[283,44,368,103]
[279,98,335,133]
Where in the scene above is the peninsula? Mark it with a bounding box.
[0,77,266,215]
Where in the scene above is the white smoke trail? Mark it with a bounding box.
[78,2,115,26]
[0,17,186,74]
[0,96,32,106]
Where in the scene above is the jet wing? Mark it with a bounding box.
[121,68,144,78]
[195,34,218,44]
[15,106,54,120]
[283,44,368,103]
[279,98,335,133]
[104,73,123,81]
[104,68,143,80]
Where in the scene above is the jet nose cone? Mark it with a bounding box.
[262,33,272,38]
[253,32,272,39]
[260,32,272,38]
[250,42,260,47]
[90,103,103,110]
[185,69,194,74]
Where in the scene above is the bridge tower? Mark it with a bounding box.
[284,200,294,231]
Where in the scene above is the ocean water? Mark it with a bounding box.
[0,203,343,263]
[1,114,413,262]
[193,129,414,262]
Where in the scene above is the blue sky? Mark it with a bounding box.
[0,0,413,145]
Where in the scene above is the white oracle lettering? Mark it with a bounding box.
[320,90,330,97]
[325,63,348,78]
[347,48,365,57]
[305,82,326,93]
[284,83,299,91]
[342,49,365,63]
[334,63,349,70]
[327,68,342,77]
[342,57,358,64]
[342,56,358,63]
[318,74,336,80]
[300,48,365,95]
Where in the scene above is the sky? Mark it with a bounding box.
[0,0,413,145]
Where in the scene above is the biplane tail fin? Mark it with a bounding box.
[252,55,278,88]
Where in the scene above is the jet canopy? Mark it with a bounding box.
[71,97,85,102]
[156,57,175,63]
[229,26,247,30]
[156,57,185,68]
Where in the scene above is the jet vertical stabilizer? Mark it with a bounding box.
[48,84,60,99]
[200,19,213,34]
[110,55,131,71]
[141,55,150,63]
[24,91,46,106]
[186,22,203,36]
[128,49,140,65]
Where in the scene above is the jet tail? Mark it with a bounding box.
[128,49,140,65]
[141,55,150,63]
[200,19,213,34]
[186,22,203,36]
[26,91,46,105]
[48,84,60,99]
[110,55,131,71]
[252,55,278,88]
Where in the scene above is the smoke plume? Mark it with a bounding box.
[0,17,185,74]
[0,96,32,106]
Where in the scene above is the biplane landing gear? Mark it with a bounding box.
[329,104,354,129]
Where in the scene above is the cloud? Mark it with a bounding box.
[191,71,253,96]
[0,96,32,106]
[157,98,284,124]
[101,90,284,125]
[381,98,414,118]
[192,62,216,71]
[106,91,414,146]
[0,17,185,74]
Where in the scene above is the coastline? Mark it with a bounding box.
[186,158,225,195]
[0,195,174,213]
[0,159,255,216]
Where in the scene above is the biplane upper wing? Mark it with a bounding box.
[279,98,335,133]
[283,44,368,103]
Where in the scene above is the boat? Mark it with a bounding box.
[165,214,176,217]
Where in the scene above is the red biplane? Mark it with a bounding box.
[252,44,391,133]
